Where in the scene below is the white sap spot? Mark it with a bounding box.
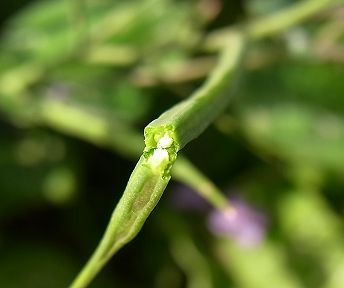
[157,134,173,149]
[147,134,173,172]
[148,148,169,169]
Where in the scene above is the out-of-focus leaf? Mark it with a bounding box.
[278,189,344,288]
[235,61,344,174]
[215,238,303,288]
[0,131,77,219]
[0,242,78,288]
[240,104,344,172]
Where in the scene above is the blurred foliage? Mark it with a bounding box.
[0,0,344,287]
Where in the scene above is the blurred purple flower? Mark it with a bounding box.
[207,197,267,247]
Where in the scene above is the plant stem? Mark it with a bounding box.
[246,0,342,39]
[39,97,231,212]
[204,0,342,51]
[172,157,230,211]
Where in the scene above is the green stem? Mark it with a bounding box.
[246,0,342,39]
[172,157,230,211]
[204,0,342,51]
[39,97,231,212]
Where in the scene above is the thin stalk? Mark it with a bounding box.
[246,0,342,39]
[204,0,342,51]
[39,97,231,212]
[172,157,230,211]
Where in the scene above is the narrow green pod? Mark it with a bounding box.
[70,31,245,288]
[144,32,245,152]
[70,156,170,288]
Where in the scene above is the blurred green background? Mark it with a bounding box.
[0,0,344,287]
